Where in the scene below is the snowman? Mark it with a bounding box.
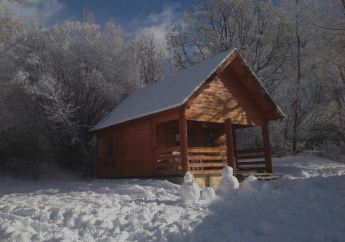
[241,175,260,191]
[180,171,200,204]
[201,187,216,202]
[219,166,239,194]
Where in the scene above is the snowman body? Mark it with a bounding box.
[180,172,200,204]
[219,166,239,194]
[241,175,259,191]
[201,187,216,202]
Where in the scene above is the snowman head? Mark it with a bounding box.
[221,166,233,177]
[184,171,194,182]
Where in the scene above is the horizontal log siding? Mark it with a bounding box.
[186,67,264,126]
[122,120,153,177]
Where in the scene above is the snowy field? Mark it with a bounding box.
[1,156,345,242]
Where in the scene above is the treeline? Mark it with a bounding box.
[0,9,166,177]
[166,0,345,160]
[0,0,344,178]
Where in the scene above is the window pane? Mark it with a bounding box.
[108,141,113,155]
[175,134,180,146]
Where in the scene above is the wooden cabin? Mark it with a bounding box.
[90,49,284,185]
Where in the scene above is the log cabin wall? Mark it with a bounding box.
[97,118,153,178]
[97,108,181,178]
[122,119,152,177]
[156,120,179,150]
[185,64,264,126]
[97,127,122,178]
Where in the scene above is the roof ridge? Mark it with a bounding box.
[90,49,236,131]
[88,48,285,132]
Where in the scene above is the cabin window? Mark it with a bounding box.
[168,130,180,147]
[175,134,180,146]
[107,139,116,156]
[205,130,219,148]
[98,137,118,166]
[167,129,196,147]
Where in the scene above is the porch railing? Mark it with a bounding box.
[155,146,268,175]
[235,148,267,171]
[155,147,228,175]
[187,147,227,175]
[155,146,182,175]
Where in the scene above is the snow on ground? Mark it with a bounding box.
[1,156,345,242]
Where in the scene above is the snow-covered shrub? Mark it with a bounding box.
[201,187,215,202]
[180,172,200,204]
[0,158,78,180]
[219,166,239,194]
[1,157,39,180]
[317,142,345,163]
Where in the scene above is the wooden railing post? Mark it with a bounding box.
[179,108,189,174]
[262,119,273,173]
[225,118,235,169]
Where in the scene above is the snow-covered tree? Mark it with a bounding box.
[129,31,166,85]
[166,0,345,155]
[166,0,287,81]
[0,21,140,174]
[0,6,26,48]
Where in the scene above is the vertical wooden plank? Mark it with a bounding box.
[120,130,124,177]
[225,118,235,169]
[150,118,157,175]
[262,119,273,173]
[179,108,189,174]
[96,132,100,178]
[232,126,238,169]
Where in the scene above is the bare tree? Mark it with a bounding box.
[0,6,26,47]
[166,0,287,82]
[83,8,95,24]
[130,31,166,85]
[166,0,345,155]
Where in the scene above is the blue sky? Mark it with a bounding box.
[1,0,196,39]
[56,0,195,25]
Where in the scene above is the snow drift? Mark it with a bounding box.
[0,156,345,242]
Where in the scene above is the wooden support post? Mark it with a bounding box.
[150,118,156,176]
[120,131,124,176]
[262,120,273,173]
[232,126,238,169]
[225,118,235,169]
[96,134,100,178]
[179,108,189,174]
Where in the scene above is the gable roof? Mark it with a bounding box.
[90,49,284,132]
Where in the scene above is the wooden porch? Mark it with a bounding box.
[151,109,273,177]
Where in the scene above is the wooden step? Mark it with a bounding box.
[234,171,279,181]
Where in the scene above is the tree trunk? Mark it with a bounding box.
[293,0,301,155]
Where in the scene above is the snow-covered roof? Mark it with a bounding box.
[90,49,283,132]
[90,49,236,131]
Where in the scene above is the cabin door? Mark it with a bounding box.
[205,129,219,148]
